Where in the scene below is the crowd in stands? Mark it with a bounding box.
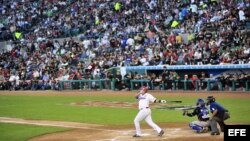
[0,0,249,91]
[110,70,250,91]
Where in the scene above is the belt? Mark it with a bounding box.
[140,107,149,110]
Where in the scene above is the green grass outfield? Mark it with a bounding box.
[0,123,67,141]
[0,91,250,141]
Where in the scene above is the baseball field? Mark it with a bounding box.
[0,90,250,141]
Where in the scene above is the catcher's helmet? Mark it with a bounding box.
[196,98,205,106]
[140,86,148,93]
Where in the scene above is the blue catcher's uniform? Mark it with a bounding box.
[187,106,209,121]
[186,98,210,133]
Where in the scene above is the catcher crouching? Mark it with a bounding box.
[183,98,211,133]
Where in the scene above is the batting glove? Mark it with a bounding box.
[160,100,167,103]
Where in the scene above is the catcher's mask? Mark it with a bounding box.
[206,96,215,105]
[196,98,205,107]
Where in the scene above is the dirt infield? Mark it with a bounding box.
[28,124,223,141]
[0,117,223,141]
[1,90,249,141]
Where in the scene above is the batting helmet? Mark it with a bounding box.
[196,98,205,106]
[140,86,148,93]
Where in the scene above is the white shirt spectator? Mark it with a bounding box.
[9,75,19,82]
[127,38,135,46]
[190,4,198,13]
[101,38,109,47]
[52,48,58,55]
[61,48,66,55]
[89,50,96,58]
[36,37,46,42]
[54,41,61,49]
[0,74,4,81]
[93,68,100,78]
[149,0,156,10]
[83,39,91,49]
[42,73,50,82]
[222,52,230,59]
[210,12,222,22]
[33,70,40,79]
[135,44,141,51]
[120,66,126,80]
[99,60,105,67]
[243,47,250,55]
[9,73,20,85]
[194,51,202,59]
[58,1,66,6]
[140,57,146,63]
[61,74,69,80]
[239,9,246,21]
[146,48,153,60]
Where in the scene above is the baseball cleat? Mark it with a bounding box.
[133,134,141,137]
[198,127,209,133]
[211,132,220,135]
[158,130,164,136]
[208,126,211,131]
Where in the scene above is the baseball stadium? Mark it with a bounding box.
[0,0,250,141]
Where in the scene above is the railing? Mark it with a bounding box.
[126,64,250,71]
[59,79,249,91]
[59,79,111,90]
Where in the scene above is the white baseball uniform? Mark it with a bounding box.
[134,93,162,136]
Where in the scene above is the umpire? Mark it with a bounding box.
[206,96,230,135]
